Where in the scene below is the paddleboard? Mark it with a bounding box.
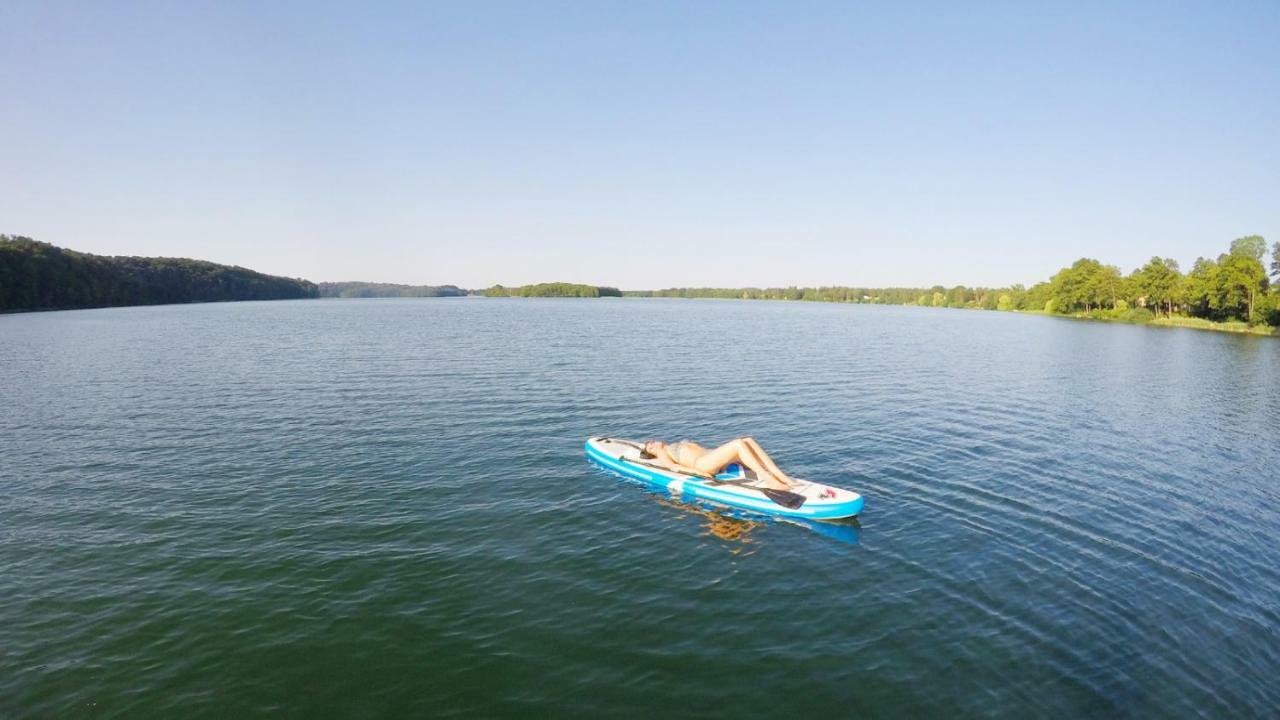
[584,436,864,520]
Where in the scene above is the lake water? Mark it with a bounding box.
[3,298,1279,718]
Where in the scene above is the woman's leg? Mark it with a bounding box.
[740,437,793,483]
[691,439,790,489]
[734,440,796,488]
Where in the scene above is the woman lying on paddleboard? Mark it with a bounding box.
[642,437,797,490]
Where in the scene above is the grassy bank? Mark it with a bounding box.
[1146,315,1278,336]
[1014,307,1276,336]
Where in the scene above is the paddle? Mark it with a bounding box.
[604,438,655,458]
[735,484,807,510]
[605,441,807,510]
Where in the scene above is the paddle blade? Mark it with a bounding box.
[762,488,806,509]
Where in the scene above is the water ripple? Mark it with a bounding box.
[2,298,1278,718]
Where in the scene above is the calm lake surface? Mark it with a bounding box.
[3,298,1279,718]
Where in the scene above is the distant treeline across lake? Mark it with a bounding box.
[0,236,317,313]
[483,283,622,297]
[318,282,468,298]
[5,234,1277,336]
[626,235,1280,335]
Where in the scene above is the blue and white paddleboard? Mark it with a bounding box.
[584,436,864,520]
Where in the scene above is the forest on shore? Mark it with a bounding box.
[484,282,621,297]
[0,236,318,313]
[626,236,1280,332]
[318,281,467,298]
[6,233,1278,337]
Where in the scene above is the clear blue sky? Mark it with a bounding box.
[2,1,1277,289]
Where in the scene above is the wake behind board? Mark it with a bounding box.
[584,436,864,520]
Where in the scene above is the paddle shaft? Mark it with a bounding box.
[625,455,715,480]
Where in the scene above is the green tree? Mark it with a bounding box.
[1271,241,1280,281]
[1049,258,1106,313]
[1215,252,1268,322]
[1090,264,1123,310]
[1048,264,1076,313]
[1184,257,1218,319]
[1231,235,1267,261]
[1130,257,1181,317]
[1004,284,1027,310]
[1222,236,1270,322]
[1024,282,1052,312]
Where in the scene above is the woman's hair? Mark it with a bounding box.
[640,439,658,459]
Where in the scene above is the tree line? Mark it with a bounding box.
[966,235,1277,326]
[625,286,926,304]
[484,282,622,298]
[626,236,1280,329]
[7,233,1276,329]
[0,236,319,313]
[318,281,468,298]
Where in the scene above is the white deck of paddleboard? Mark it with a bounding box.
[590,437,860,507]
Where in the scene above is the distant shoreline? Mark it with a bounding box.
[614,295,1280,338]
[5,234,1276,340]
[616,236,1280,338]
[1,236,317,313]
[4,279,1276,338]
